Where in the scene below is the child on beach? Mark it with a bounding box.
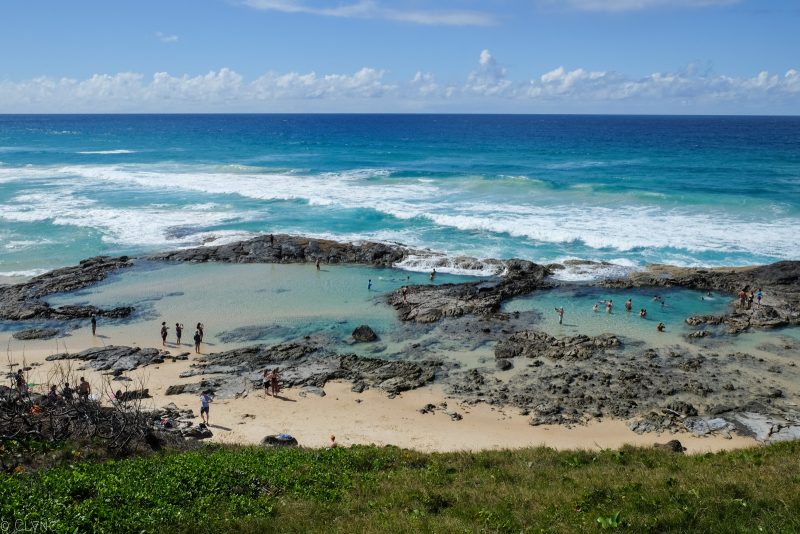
[200,391,212,425]
[160,322,169,346]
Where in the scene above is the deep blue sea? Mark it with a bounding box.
[1,114,799,279]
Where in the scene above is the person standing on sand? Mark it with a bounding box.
[193,330,202,354]
[175,323,183,345]
[196,322,204,341]
[200,391,212,425]
[270,368,280,397]
[91,313,97,336]
[160,322,169,346]
[625,299,632,312]
[78,377,91,401]
[555,307,564,325]
[329,435,337,448]
[263,369,271,396]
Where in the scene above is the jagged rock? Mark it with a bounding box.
[182,425,213,440]
[352,325,378,342]
[12,328,60,340]
[0,256,135,321]
[687,330,710,339]
[495,330,620,361]
[46,346,168,372]
[653,440,686,453]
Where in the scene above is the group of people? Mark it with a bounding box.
[551,295,665,332]
[262,368,280,397]
[738,286,763,310]
[40,376,92,404]
[160,321,205,353]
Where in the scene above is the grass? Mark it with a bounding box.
[1,441,799,533]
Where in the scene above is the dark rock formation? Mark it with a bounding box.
[46,345,170,373]
[11,328,60,340]
[351,325,378,342]
[149,234,408,267]
[0,255,135,321]
[167,341,440,399]
[388,260,551,323]
[495,330,621,361]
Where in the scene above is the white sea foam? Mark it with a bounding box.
[393,255,502,277]
[0,268,49,278]
[548,258,641,282]
[0,190,254,248]
[77,149,137,155]
[1,163,799,266]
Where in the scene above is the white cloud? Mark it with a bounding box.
[465,49,514,96]
[550,0,740,12]
[155,32,179,44]
[242,0,495,26]
[0,51,798,113]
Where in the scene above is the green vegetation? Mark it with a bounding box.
[2,441,799,533]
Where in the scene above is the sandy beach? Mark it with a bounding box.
[3,323,757,454]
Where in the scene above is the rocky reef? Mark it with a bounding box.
[0,256,135,321]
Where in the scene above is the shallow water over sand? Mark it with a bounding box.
[503,286,731,347]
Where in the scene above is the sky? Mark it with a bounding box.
[0,0,798,114]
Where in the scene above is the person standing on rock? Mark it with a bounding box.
[270,368,280,397]
[15,369,27,397]
[175,323,183,345]
[91,313,97,336]
[555,307,564,325]
[757,288,763,307]
[194,329,202,354]
[200,391,212,425]
[401,286,409,304]
[160,322,169,346]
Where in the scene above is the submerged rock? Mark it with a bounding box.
[351,325,378,342]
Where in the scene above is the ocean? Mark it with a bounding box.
[1,114,798,279]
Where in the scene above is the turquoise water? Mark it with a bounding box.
[45,261,474,353]
[503,287,731,342]
[1,114,799,278]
